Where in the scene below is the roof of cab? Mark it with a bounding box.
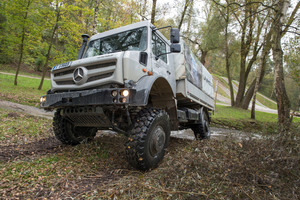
[90,21,151,41]
[89,21,171,45]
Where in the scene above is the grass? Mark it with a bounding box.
[0,108,52,145]
[0,73,50,107]
[257,93,277,110]
[0,64,49,78]
[212,105,300,133]
[1,108,299,199]
[213,74,230,88]
[213,74,277,110]
[1,100,300,199]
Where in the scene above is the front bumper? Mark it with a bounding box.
[40,88,146,109]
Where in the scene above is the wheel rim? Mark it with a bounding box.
[149,125,166,158]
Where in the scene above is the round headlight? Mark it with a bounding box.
[111,90,118,97]
[121,89,129,97]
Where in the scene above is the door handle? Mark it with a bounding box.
[167,70,171,75]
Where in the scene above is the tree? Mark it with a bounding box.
[178,0,191,31]
[14,0,33,86]
[151,0,157,24]
[272,0,291,132]
[251,21,273,119]
[92,0,100,35]
[38,0,61,90]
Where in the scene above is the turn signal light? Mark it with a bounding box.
[111,90,118,97]
[40,96,46,103]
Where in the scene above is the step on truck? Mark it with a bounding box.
[40,21,214,170]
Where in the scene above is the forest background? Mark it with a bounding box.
[0,0,299,131]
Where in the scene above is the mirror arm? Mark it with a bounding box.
[152,26,172,32]
[155,52,172,60]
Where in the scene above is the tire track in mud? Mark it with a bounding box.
[0,136,62,162]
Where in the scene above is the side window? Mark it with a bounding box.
[152,34,167,63]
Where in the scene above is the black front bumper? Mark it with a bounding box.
[40,88,146,109]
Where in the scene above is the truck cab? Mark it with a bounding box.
[40,21,214,170]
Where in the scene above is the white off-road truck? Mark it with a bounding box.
[40,21,214,170]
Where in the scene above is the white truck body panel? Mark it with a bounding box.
[174,40,214,110]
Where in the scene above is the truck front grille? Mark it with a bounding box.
[53,61,116,86]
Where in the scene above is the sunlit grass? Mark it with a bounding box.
[0,74,50,107]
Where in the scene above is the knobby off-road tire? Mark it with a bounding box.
[191,109,210,140]
[125,108,171,171]
[53,109,97,145]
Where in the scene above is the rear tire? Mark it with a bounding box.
[125,108,170,170]
[53,109,97,145]
[191,109,210,140]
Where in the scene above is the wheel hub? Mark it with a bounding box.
[149,126,166,157]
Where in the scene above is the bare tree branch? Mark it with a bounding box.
[281,1,300,37]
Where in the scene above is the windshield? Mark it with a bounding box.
[84,27,147,58]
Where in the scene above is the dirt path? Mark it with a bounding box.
[0,71,50,80]
[0,100,54,119]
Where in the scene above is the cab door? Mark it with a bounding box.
[151,32,176,94]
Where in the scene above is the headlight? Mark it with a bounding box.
[120,89,129,97]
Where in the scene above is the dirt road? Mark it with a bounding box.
[0,100,53,119]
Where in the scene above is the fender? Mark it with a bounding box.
[132,75,178,130]
[132,75,175,106]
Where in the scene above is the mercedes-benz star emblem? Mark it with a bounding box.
[73,67,84,82]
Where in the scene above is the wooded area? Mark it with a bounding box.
[0,0,299,132]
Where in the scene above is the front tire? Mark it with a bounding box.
[125,108,170,171]
[53,109,97,145]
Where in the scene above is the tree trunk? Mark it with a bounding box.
[141,0,147,20]
[251,66,263,119]
[38,1,60,90]
[151,0,157,24]
[92,0,100,35]
[14,0,31,86]
[178,0,190,31]
[225,7,234,106]
[272,0,291,132]
[186,0,193,42]
[241,25,273,109]
[200,49,207,66]
[234,5,259,108]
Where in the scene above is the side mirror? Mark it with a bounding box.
[170,28,180,43]
[171,43,181,53]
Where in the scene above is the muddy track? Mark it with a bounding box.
[0,136,62,162]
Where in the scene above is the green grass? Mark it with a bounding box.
[0,64,48,78]
[213,74,230,88]
[213,74,277,110]
[0,74,50,107]
[212,105,300,133]
[256,93,277,110]
[217,86,230,98]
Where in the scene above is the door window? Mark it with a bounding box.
[151,34,167,63]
